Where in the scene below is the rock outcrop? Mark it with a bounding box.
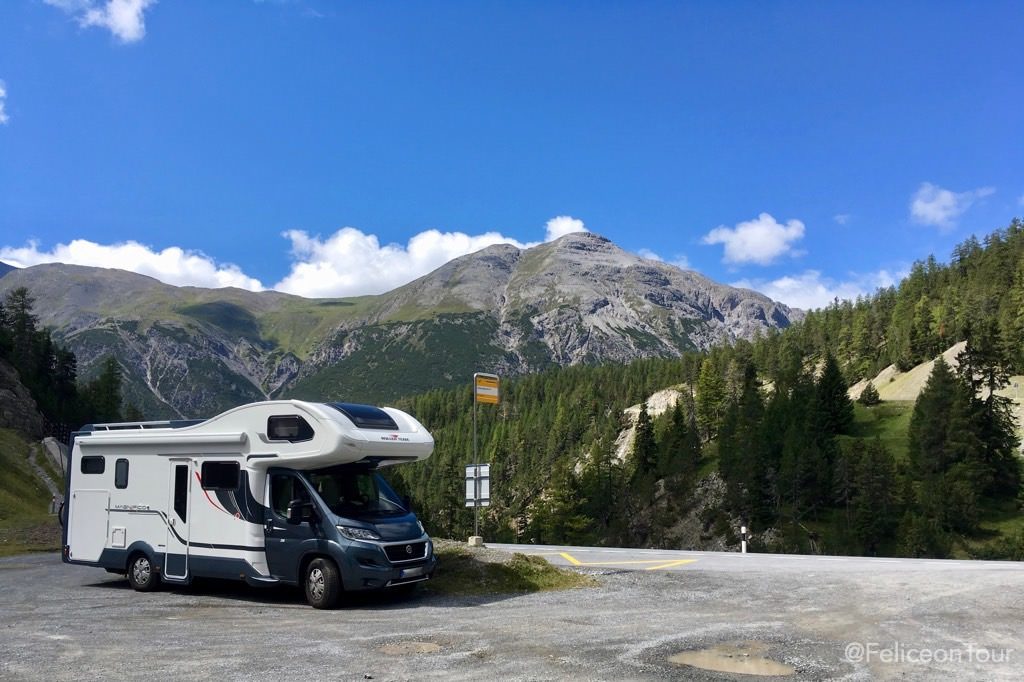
[0,359,45,439]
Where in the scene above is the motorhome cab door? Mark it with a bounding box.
[165,459,192,580]
[264,471,317,583]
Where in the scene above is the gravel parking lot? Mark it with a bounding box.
[1,550,1021,681]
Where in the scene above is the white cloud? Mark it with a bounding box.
[0,239,263,290]
[2,216,589,298]
[833,213,851,225]
[910,182,994,230]
[0,80,8,125]
[1018,194,1024,207]
[274,216,590,297]
[274,227,536,298]
[702,213,805,266]
[545,215,588,241]
[637,248,690,271]
[45,0,156,43]
[733,268,905,310]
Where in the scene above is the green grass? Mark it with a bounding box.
[425,542,597,595]
[0,429,61,557]
[842,400,914,461]
[178,301,263,342]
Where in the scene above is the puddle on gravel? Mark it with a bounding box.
[669,641,795,677]
[377,641,443,655]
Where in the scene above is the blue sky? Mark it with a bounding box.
[1,1,1022,308]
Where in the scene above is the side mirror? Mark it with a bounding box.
[286,499,315,525]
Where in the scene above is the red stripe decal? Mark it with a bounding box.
[195,471,233,517]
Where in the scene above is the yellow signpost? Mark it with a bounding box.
[474,373,500,405]
[471,372,499,540]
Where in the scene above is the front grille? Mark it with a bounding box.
[383,541,428,563]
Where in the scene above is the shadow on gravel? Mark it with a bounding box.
[83,576,527,610]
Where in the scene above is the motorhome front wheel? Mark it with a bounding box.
[304,557,341,609]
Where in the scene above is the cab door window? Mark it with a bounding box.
[270,473,309,519]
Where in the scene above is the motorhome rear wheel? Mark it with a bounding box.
[127,553,158,592]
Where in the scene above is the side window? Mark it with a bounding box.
[114,459,129,489]
[270,474,308,518]
[173,464,188,522]
[201,461,239,490]
[81,456,105,474]
[267,415,315,443]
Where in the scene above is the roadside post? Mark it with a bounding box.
[469,372,499,546]
[741,525,748,554]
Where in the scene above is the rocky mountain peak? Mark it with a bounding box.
[0,232,801,418]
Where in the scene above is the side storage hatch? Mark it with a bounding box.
[68,490,109,562]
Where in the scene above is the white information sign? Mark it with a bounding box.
[465,463,491,507]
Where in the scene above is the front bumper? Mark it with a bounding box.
[335,536,437,591]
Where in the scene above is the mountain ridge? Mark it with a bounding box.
[0,232,800,419]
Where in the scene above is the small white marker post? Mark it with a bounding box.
[741,526,748,554]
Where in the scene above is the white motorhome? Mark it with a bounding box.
[61,400,436,608]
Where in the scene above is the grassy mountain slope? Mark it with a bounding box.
[0,430,60,557]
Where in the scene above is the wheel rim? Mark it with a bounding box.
[133,557,151,585]
[309,567,325,601]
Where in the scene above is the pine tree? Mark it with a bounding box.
[631,402,658,489]
[955,327,1023,499]
[4,287,39,371]
[657,402,688,477]
[850,439,898,555]
[908,356,966,477]
[695,359,727,441]
[530,460,592,545]
[906,355,989,537]
[81,357,124,424]
[857,381,880,406]
[580,438,622,530]
[816,353,854,436]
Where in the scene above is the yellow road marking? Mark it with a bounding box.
[644,559,698,571]
[559,552,582,565]
[554,552,697,569]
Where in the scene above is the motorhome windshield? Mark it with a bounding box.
[306,466,406,517]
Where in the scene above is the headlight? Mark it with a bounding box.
[336,525,381,542]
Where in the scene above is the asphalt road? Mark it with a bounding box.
[1,548,1021,681]
[491,543,1024,574]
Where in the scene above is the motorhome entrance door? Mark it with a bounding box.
[164,459,192,580]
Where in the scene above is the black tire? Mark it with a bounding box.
[127,553,159,592]
[304,557,342,609]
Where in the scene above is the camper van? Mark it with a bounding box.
[61,400,437,609]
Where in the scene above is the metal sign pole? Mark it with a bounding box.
[469,372,498,545]
[473,389,479,538]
